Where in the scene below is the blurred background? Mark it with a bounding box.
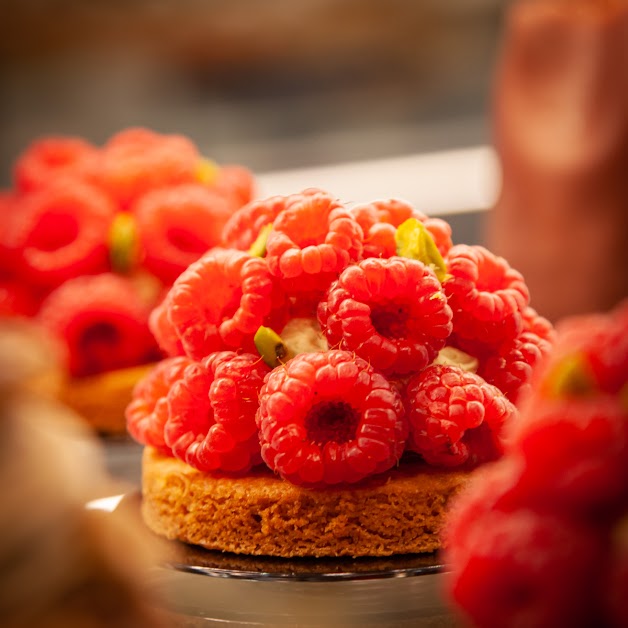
[0,0,504,183]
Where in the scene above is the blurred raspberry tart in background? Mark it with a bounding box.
[1,128,256,434]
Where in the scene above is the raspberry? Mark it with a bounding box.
[100,127,201,208]
[446,507,604,628]
[213,164,256,209]
[265,190,363,298]
[0,280,40,317]
[221,195,288,250]
[166,248,289,360]
[351,199,452,259]
[536,300,628,398]
[522,306,555,344]
[133,183,233,284]
[318,257,453,376]
[6,180,115,287]
[404,364,517,467]
[126,356,192,455]
[478,329,553,404]
[257,350,408,486]
[148,293,185,357]
[13,136,99,193]
[443,245,529,347]
[38,273,160,377]
[509,397,628,521]
[164,351,270,473]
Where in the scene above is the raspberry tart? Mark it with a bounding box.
[2,128,256,434]
[129,190,551,558]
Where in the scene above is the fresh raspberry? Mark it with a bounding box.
[213,164,256,209]
[38,273,160,377]
[536,300,628,398]
[125,356,192,455]
[443,245,529,347]
[265,190,363,298]
[318,257,453,376]
[132,183,233,284]
[478,329,553,405]
[404,364,517,467]
[351,199,452,259]
[6,180,115,287]
[0,280,40,317]
[165,351,270,473]
[257,350,408,486]
[221,194,288,250]
[522,306,556,343]
[166,248,289,360]
[100,127,201,209]
[221,188,325,252]
[509,397,628,521]
[148,292,185,357]
[446,507,604,628]
[13,136,99,193]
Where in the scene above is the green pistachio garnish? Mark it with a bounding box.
[108,212,140,274]
[395,217,449,282]
[545,352,596,399]
[248,223,273,258]
[254,326,289,368]
[196,157,220,185]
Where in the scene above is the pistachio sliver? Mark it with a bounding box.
[395,217,449,282]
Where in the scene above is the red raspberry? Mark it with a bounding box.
[0,280,40,317]
[443,245,529,347]
[351,199,452,259]
[265,190,363,298]
[221,194,288,250]
[38,273,159,377]
[257,350,408,486]
[100,127,201,209]
[125,356,192,455]
[132,183,233,284]
[478,329,553,404]
[446,506,604,628]
[166,248,288,360]
[164,351,270,473]
[404,364,517,467]
[509,397,628,521]
[522,306,555,343]
[148,293,185,357]
[13,136,99,193]
[537,300,628,398]
[318,257,453,376]
[213,164,256,209]
[6,180,115,287]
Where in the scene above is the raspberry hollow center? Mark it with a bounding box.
[81,321,120,347]
[304,401,360,446]
[371,304,409,338]
[31,212,79,251]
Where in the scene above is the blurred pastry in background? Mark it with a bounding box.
[0,319,170,627]
[487,0,628,323]
[1,127,255,435]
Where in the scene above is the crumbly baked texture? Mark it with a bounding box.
[59,363,155,434]
[141,447,470,558]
